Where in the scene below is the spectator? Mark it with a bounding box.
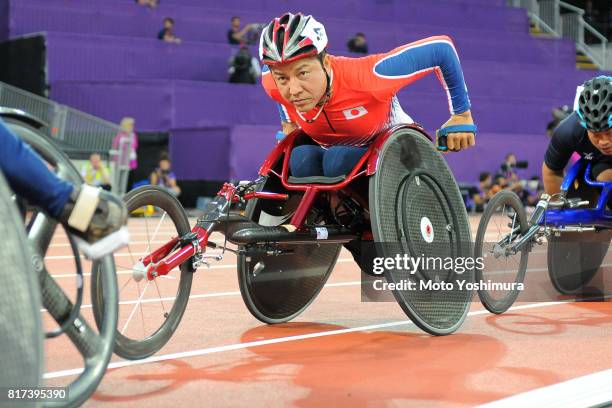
[158,17,182,44]
[136,0,158,9]
[113,117,138,172]
[472,172,493,211]
[501,153,519,183]
[244,23,266,45]
[228,16,257,45]
[495,167,522,195]
[347,32,368,54]
[111,117,138,193]
[228,46,261,84]
[523,175,543,206]
[81,153,112,191]
[150,154,181,196]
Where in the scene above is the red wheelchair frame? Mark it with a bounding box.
[136,124,432,281]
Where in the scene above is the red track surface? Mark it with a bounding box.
[41,215,612,407]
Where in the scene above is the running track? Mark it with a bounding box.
[41,215,612,407]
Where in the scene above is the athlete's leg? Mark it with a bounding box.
[0,118,73,217]
[0,118,127,256]
[322,146,367,177]
[289,145,325,177]
[590,160,612,208]
[591,159,612,182]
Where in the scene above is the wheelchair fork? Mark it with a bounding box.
[506,194,555,255]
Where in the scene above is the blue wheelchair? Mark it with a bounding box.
[474,159,611,313]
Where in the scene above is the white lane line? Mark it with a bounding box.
[476,368,612,408]
[43,301,570,379]
[39,281,362,313]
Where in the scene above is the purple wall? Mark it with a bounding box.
[9,0,612,184]
[50,78,578,136]
[9,5,531,53]
[0,0,8,41]
[169,125,546,185]
[41,32,578,85]
[230,125,278,180]
[170,127,232,180]
[10,1,522,39]
[445,132,548,183]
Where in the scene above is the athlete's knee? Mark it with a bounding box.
[595,168,612,182]
[323,146,366,177]
[289,145,324,177]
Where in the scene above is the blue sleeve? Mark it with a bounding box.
[277,103,291,122]
[373,36,471,114]
[0,118,73,216]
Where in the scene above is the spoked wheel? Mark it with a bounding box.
[237,176,341,324]
[92,186,193,360]
[475,190,529,314]
[547,230,610,295]
[5,118,118,407]
[369,127,474,335]
[0,170,44,401]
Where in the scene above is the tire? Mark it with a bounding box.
[369,127,473,335]
[4,117,118,407]
[92,185,193,360]
[547,230,610,295]
[237,176,341,324]
[0,170,43,405]
[474,190,529,314]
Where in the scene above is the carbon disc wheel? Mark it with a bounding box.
[369,127,473,335]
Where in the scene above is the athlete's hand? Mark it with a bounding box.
[441,110,476,151]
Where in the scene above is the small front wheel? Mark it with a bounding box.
[475,190,529,314]
[92,186,193,360]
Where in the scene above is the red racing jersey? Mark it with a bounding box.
[262,35,472,147]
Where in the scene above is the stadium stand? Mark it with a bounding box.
[1,0,608,183]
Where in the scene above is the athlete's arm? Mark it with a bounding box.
[368,36,474,150]
[542,162,564,194]
[262,66,300,136]
[282,121,298,135]
[441,110,475,150]
[274,102,298,135]
[542,113,581,193]
[150,171,158,186]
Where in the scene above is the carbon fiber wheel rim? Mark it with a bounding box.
[369,128,473,335]
[548,231,610,295]
[238,177,341,323]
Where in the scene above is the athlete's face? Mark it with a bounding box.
[270,55,330,112]
[587,128,612,155]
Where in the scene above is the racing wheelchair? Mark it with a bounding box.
[475,158,611,314]
[91,124,476,361]
[0,109,118,408]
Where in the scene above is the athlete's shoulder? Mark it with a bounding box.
[329,54,385,88]
[261,65,284,102]
[553,112,585,142]
[261,66,275,94]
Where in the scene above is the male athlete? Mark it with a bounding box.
[259,13,477,178]
[543,75,612,194]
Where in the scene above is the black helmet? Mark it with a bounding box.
[576,75,612,132]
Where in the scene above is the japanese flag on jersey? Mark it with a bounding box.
[343,106,368,120]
